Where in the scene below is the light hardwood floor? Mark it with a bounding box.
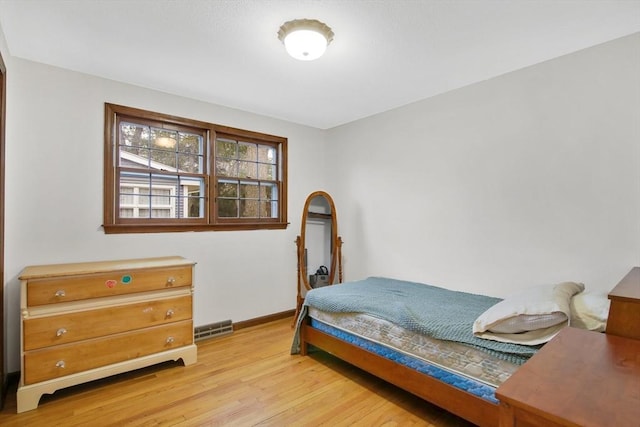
[0,317,474,426]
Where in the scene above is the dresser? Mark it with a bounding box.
[605,266,640,339]
[17,256,198,413]
[496,267,640,426]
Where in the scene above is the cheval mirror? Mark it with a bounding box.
[294,191,343,322]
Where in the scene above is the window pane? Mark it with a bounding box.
[120,146,180,171]
[150,175,178,191]
[216,159,238,177]
[218,181,238,198]
[119,175,179,219]
[178,154,202,173]
[119,146,151,169]
[151,128,178,150]
[258,164,276,180]
[139,187,149,206]
[218,199,238,218]
[151,188,171,205]
[186,196,203,218]
[238,142,257,161]
[119,171,151,197]
[120,122,151,148]
[149,177,177,216]
[240,182,259,199]
[260,182,277,200]
[217,139,237,159]
[149,148,177,169]
[238,161,257,179]
[239,200,258,218]
[181,178,205,218]
[182,178,205,194]
[178,133,201,155]
[259,201,278,218]
[120,187,134,204]
[151,208,171,218]
[258,145,276,164]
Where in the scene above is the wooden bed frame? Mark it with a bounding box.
[298,269,638,427]
[299,318,500,427]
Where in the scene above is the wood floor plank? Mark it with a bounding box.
[0,317,474,426]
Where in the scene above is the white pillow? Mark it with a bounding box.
[570,291,610,332]
[473,281,585,345]
[488,312,567,334]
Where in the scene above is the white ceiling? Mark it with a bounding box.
[0,0,639,129]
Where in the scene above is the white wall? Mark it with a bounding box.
[326,33,640,296]
[2,59,328,372]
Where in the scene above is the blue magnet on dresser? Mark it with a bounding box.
[121,274,132,284]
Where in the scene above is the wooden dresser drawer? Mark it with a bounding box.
[23,295,192,350]
[26,266,191,306]
[23,320,193,385]
[18,256,198,413]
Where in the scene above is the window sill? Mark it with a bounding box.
[102,222,289,234]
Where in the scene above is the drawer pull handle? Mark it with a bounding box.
[166,309,175,318]
[166,336,175,344]
[54,289,66,298]
[56,328,67,337]
[167,277,176,285]
[56,360,66,369]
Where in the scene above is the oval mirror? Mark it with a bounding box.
[295,191,342,320]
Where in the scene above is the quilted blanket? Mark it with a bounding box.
[291,277,541,365]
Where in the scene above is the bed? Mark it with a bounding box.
[291,276,597,427]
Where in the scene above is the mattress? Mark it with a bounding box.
[300,276,537,364]
[308,307,519,392]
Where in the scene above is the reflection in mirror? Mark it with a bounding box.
[294,191,342,324]
[305,195,332,285]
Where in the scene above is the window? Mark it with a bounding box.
[215,137,279,220]
[104,104,287,233]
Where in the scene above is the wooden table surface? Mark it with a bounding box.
[496,327,640,427]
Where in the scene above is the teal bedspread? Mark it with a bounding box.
[291,277,541,365]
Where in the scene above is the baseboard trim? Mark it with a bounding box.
[233,309,295,331]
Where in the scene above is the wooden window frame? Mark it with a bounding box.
[104,103,288,234]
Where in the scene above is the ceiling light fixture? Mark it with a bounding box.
[278,19,334,61]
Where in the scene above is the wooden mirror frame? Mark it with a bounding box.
[294,191,343,322]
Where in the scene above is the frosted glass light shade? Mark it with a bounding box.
[284,29,327,61]
[278,19,334,61]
